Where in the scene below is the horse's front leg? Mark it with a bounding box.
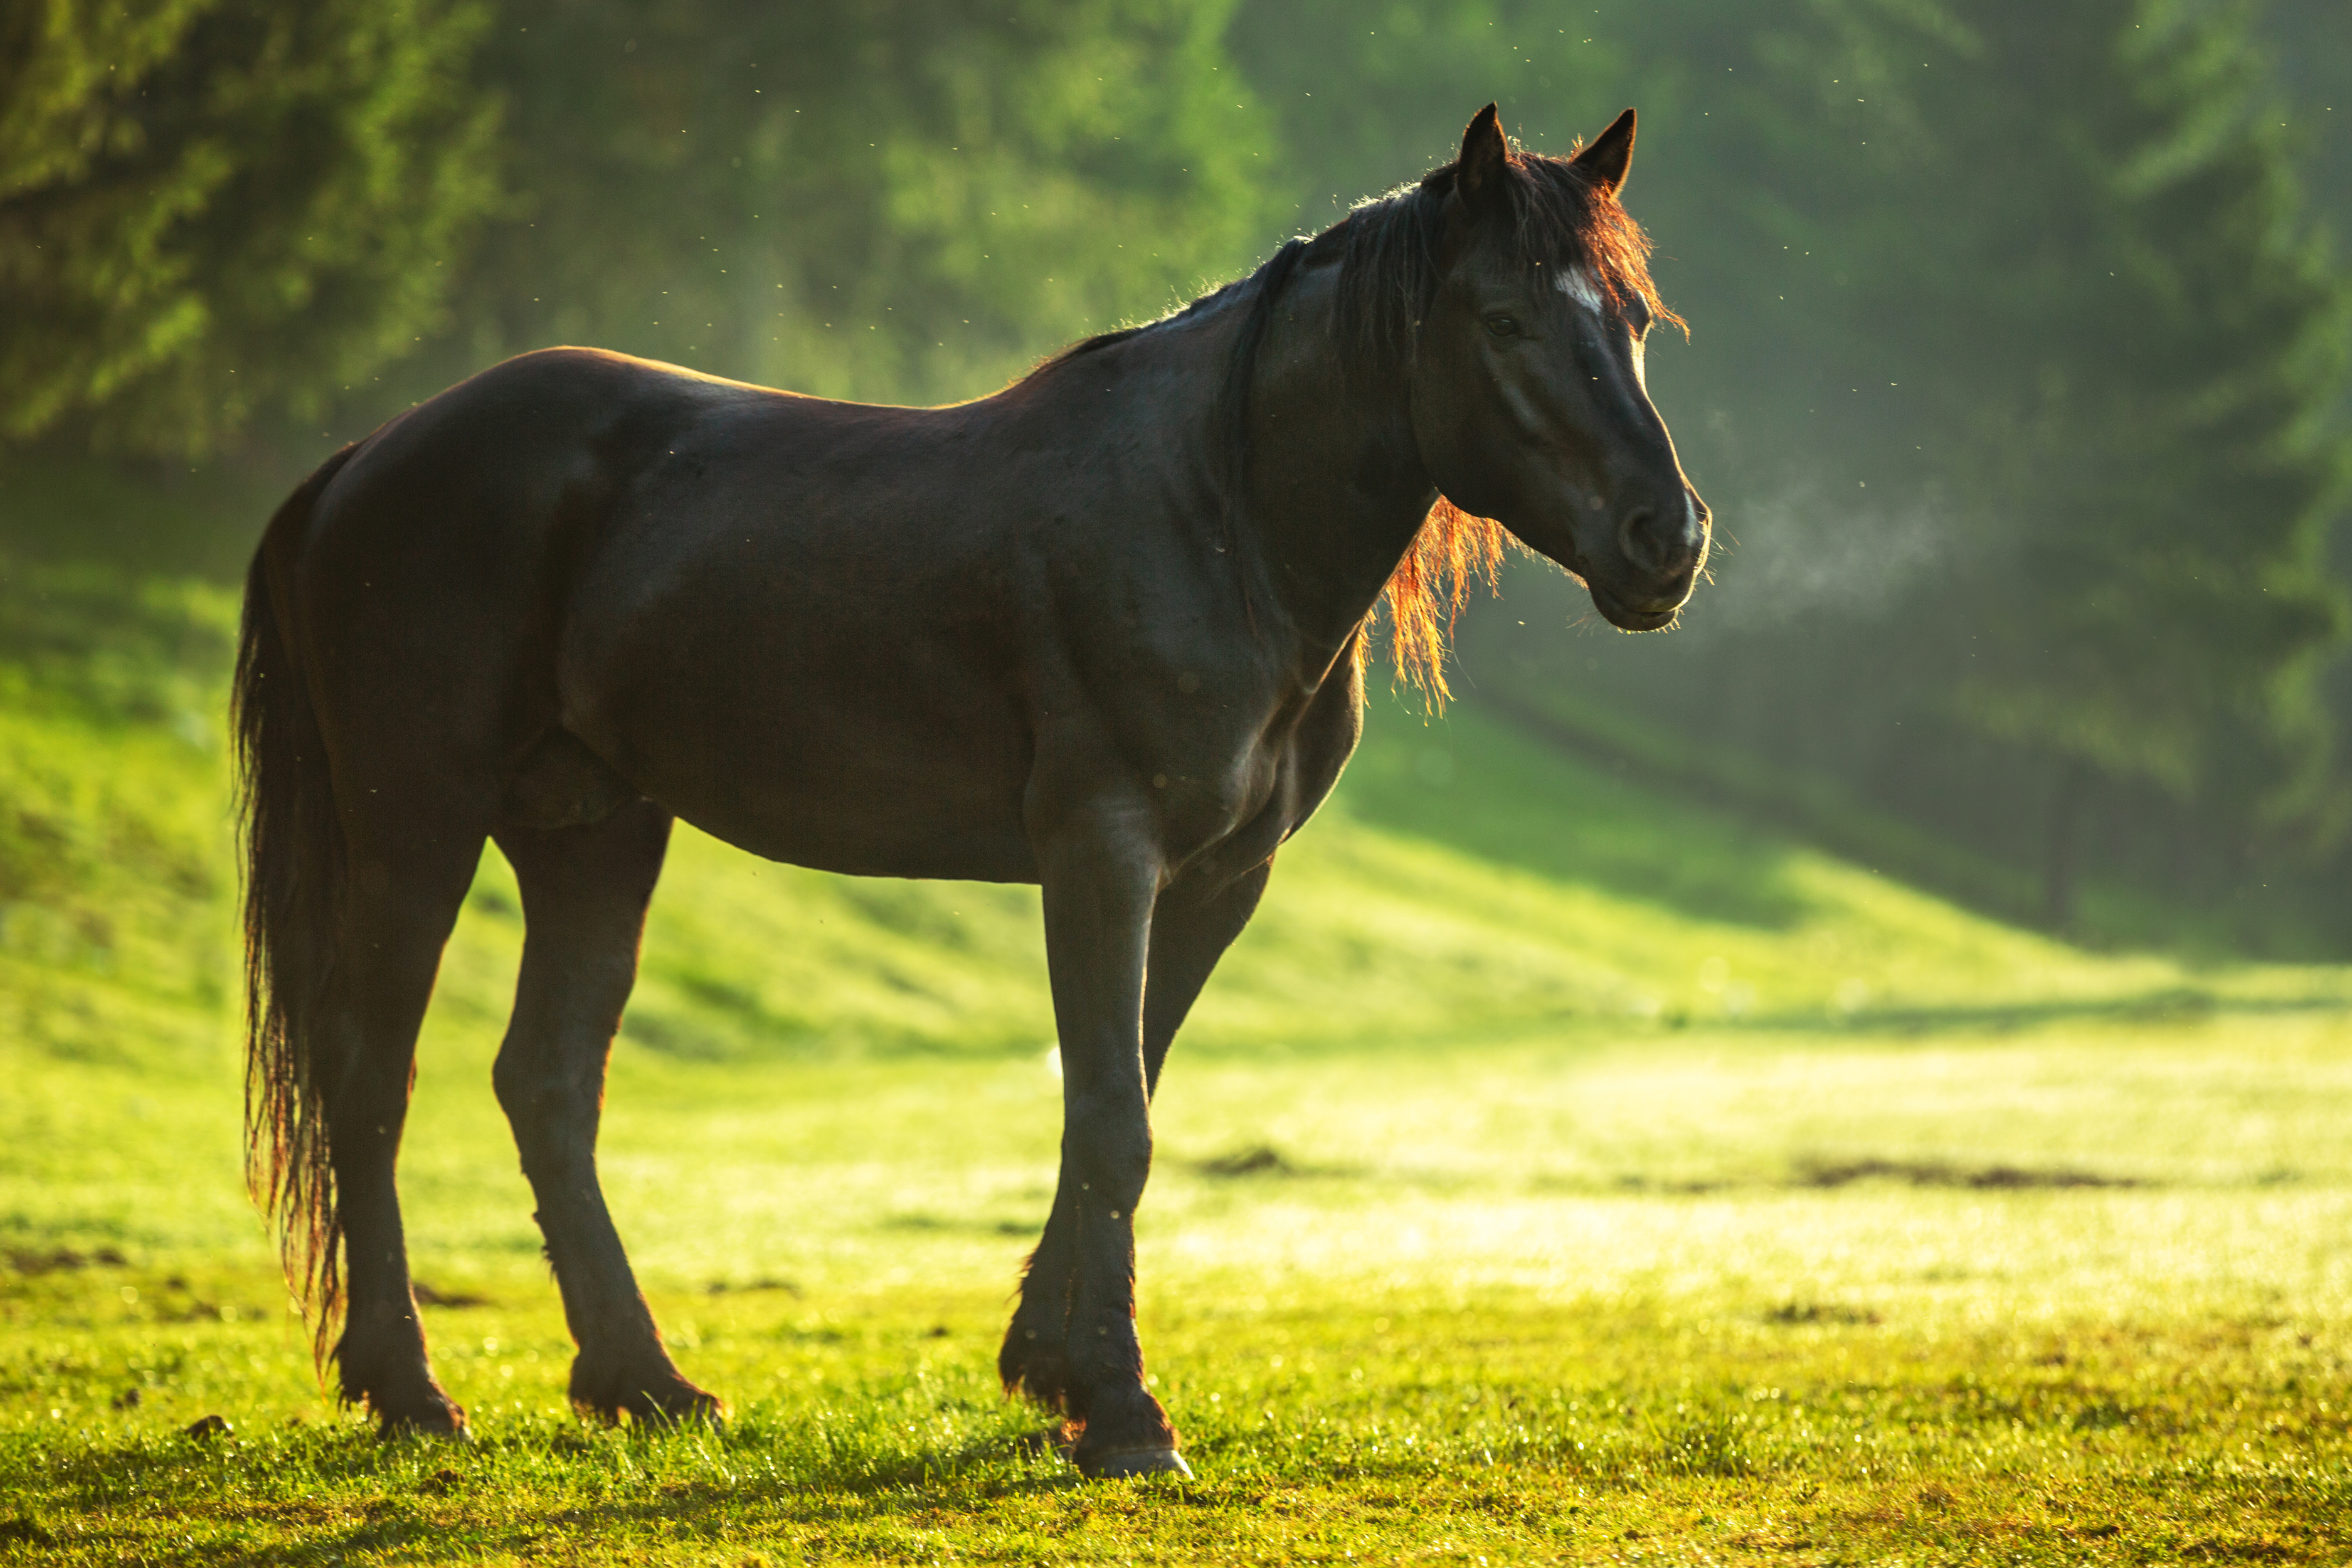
[1017,817,1185,1478]
[1002,859,1271,1426]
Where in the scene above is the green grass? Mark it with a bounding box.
[7,1030,2350,1562]
[3,561,2349,1562]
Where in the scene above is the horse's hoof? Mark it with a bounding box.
[571,1359,726,1428]
[1079,1446,1192,1480]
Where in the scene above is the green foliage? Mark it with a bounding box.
[1853,1,2349,817]
[0,2,213,194]
[0,0,502,457]
[12,0,2348,946]
[1431,0,2352,930]
[441,0,1281,406]
[1229,0,1628,230]
[2264,0,2352,240]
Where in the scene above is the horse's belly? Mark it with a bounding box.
[679,781,1039,884]
[581,697,1039,884]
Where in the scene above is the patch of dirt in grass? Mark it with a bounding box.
[1199,1144,1293,1177]
[1793,1157,2143,1190]
[410,1283,492,1309]
[704,1278,803,1297]
[0,1515,58,1548]
[1766,1301,1882,1326]
[4,1245,128,1275]
[1194,1143,1359,1179]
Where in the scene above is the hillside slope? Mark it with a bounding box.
[6,558,2344,1097]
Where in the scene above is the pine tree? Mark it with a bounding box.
[1229,0,1631,230]
[1896,1,2348,917]
[0,0,501,457]
[436,0,1279,408]
[1582,0,2350,924]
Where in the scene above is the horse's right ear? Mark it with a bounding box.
[1454,103,1508,210]
[1571,107,1636,197]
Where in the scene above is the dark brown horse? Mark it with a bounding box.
[235,105,1707,1477]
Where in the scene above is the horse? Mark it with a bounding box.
[233,103,1708,1478]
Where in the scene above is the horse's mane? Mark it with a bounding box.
[1048,132,1675,706]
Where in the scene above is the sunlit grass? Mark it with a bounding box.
[6,1014,2351,1562]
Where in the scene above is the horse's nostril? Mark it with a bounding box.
[1616,507,1656,569]
[1617,506,1688,578]
[1614,498,1702,582]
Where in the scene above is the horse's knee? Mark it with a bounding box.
[491,1052,593,1158]
[1066,1098,1153,1207]
[489,1050,561,1125]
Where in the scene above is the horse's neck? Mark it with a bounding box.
[1238,261,1436,665]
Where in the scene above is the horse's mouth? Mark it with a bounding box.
[1549,539,1689,632]
[1589,582,1682,632]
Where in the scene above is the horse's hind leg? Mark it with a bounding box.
[492,800,721,1425]
[321,830,484,1436]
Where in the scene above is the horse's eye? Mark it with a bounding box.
[1484,315,1520,338]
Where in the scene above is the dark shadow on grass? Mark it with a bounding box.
[1743,986,2350,1038]
[1192,1143,1364,1180]
[3,1245,129,1276]
[409,1282,492,1308]
[2,1417,1086,1540]
[1766,1300,1882,1326]
[881,1212,1039,1237]
[1539,1159,2157,1197]
[0,1515,58,1548]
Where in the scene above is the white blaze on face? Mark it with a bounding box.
[1556,267,1647,386]
[1555,267,1606,314]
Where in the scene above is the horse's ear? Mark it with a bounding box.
[1454,103,1509,208]
[1572,107,1636,197]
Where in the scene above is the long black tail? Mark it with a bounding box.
[234,444,358,1368]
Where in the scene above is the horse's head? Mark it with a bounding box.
[1408,105,1708,632]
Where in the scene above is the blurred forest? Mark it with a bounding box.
[2,0,2348,951]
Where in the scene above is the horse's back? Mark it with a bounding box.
[275,347,1049,876]
[269,338,1305,885]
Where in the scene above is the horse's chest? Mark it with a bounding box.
[1144,681,1360,881]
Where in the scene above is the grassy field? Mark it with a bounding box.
[3,556,2349,1562]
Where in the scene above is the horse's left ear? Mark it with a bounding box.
[1572,108,1636,197]
[1455,103,1510,208]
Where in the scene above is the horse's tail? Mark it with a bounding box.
[235,443,358,1367]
